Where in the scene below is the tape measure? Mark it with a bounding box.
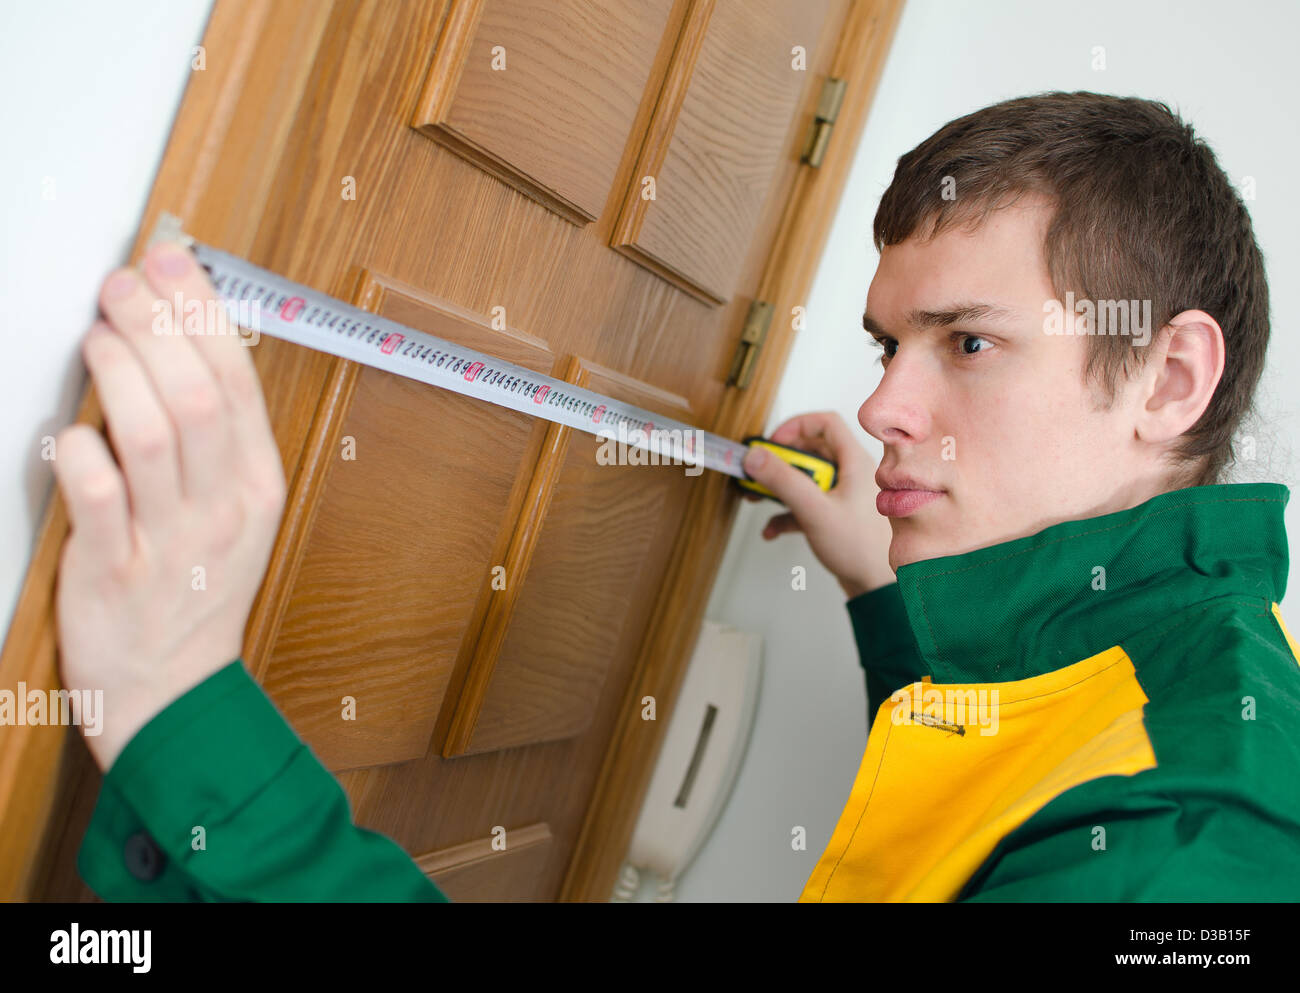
[144,213,836,504]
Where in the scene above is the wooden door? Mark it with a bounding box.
[1,0,904,901]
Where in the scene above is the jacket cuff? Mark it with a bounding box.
[77,659,450,902]
[104,659,302,826]
[77,659,299,901]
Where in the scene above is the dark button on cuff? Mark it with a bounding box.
[124,831,166,881]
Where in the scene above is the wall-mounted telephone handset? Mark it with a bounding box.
[611,620,763,901]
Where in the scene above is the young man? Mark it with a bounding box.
[741,92,1300,900]
[58,91,1298,901]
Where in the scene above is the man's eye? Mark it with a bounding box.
[869,337,897,362]
[956,333,994,356]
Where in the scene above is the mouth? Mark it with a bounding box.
[876,488,945,517]
[874,469,946,518]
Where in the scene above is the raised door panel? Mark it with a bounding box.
[450,359,699,755]
[412,0,677,224]
[259,272,560,772]
[414,821,553,900]
[613,0,845,303]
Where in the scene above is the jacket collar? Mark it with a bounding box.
[892,482,1291,685]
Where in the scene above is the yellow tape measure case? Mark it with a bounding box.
[735,436,838,504]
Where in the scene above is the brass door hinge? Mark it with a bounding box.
[800,77,847,168]
[727,299,774,389]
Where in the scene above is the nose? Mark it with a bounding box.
[857,348,934,447]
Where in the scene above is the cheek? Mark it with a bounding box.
[943,365,1088,510]
[943,379,1051,473]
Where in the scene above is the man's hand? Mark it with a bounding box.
[741,411,893,598]
[52,239,287,774]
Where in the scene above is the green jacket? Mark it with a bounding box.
[79,482,1300,901]
[801,481,1300,901]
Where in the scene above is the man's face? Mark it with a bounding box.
[859,197,1149,571]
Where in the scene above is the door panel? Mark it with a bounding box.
[415,820,553,900]
[453,359,698,755]
[612,0,843,303]
[259,271,560,771]
[412,0,677,224]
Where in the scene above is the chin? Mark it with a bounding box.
[888,536,925,572]
[891,530,961,570]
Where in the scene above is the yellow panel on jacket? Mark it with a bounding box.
[799,645,1157,902]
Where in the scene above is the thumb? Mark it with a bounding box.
[742,446,827,520]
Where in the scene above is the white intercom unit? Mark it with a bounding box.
[611,620,763,902]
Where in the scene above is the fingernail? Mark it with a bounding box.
[745,448,767,471]
[104,271,136,300]
[151,244,190,276]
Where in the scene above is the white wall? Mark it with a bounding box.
[0,0,215,634]
[646,0,1300,903]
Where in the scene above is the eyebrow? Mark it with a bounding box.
[862,302,1020,337]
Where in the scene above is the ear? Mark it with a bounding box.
[1135,309,1225,445]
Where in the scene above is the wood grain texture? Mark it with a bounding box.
[413,0,676,224]
[612,0,842,304]
[260,273,559,771]
[414,821,553,901]
[452,357,700,755]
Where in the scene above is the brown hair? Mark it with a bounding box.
[873,91,1269,487]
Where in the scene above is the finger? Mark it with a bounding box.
[51,423,133,570]
[769,411,867,479]
[98,265,232,501]
[810,412,871,483]
[81,321,184,523]
[761,512,802,539]
[768,413,837,462]
[141,241,283,494]
[743,445,830,523]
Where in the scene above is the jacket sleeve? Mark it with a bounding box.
[845,582,925,722]
[77,658,450,902]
